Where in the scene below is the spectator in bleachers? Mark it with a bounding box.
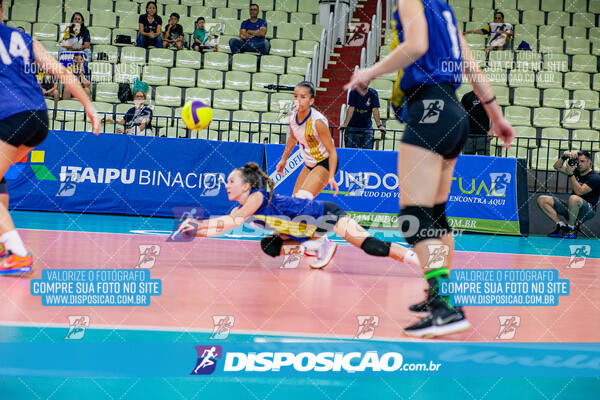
[163,12,185,51]
[63,53,91,100]
[229,3,270,55]
[137,1,163,49]
[461,90,490,155]
[16,26,25,33]
[60,12,92,61]
[464,11,513,54]
[340,84,385,149]
[192,17,209,51]
[36,68,59,112]
[101,90,153,135]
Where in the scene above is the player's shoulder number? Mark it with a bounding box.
[0,31,31,65]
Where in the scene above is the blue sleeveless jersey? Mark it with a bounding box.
[0,24,46,120]
[392,0,462,91]
[250,190,325,240]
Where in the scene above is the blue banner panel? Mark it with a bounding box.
[0,342,598,378]
[265,145,522,234]
[5,131,264,217]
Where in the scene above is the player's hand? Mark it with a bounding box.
[328,177,339,197]
[490,117,514,149]
[177,218,200,238]
[344,67,374,92]
[565,163,576,175]
[85,105,100,135]
[276,159,286,176]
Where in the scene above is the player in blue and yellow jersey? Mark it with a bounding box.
[177,162,419,270]
[346,0,515,337]
[0,0,100,275]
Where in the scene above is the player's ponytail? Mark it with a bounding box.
[239,162,274,207]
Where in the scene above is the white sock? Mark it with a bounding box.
[557,221,566,227]
[294,190,314,200]
[567,224,575,230]
[404,250,420,267]
[1,230,28,257]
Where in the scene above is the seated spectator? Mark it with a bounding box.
[60,12,91,61]
[137,1,163,49]
[101,91,153,135]
[191,17,209,51]
[229,3,270,55]
[163,12,186,50]
[37,68,59,112]
[63,53,91,100]
[465,11,513,53]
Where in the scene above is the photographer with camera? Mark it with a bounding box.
[537,151,600,238]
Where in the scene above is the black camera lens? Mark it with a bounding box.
[568,158,579,166]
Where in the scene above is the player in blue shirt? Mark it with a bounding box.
[346,0,514,337]
[229,3,270,55]
[176,163,419,270]
[0,0,100,275]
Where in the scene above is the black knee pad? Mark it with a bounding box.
[433,202,451,235]
[261,235,283,257]
[360,237,391,257]
[400,206,439,245]
[0,178,6,194]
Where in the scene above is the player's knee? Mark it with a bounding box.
[433,202,451,236]
[400,206,439,245]
[360,237,391,257]
[294,190,314,200]
[568,195,582,206]
[261,235,284,257]
[537,195,550,207]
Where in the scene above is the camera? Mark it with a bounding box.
[568,157,579,167]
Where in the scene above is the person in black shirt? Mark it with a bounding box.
[101,91,153,135]
[537,151,600,238]
[163,12,185,51]
[137,1,163,48]
[461,90,490,155]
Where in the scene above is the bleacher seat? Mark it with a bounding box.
[115,1,138,14]
[533,107,560,128]
[573,13,595,29]
[93,45,119,63]
[260,55,285,74]
[562,109,590,129]
[155,86,182,107]
[204,52,229,71]
[279,74,303,87]
[573,90,600,110]
[509,70,535,87]
[232,54,258,72]
[489,51,514,70]
[252,72,277,92]
[542,88,569,108]
[543,53,568,72]
[505,106,531,126]
[269,93,293,112]
[88,62,113,82]
[92,12,116,28]
[540,38,563,53]
[119,14,140,29]
[121,47,147,64]
[513,87,539,107]
[538,25,561,39]
[540,127,570,149]
[32,23,58,41]
[484,68,508,85]
[170,68,197,88]
[566,39,590,56]
[149,49,175,67]
[492,85,510,105]
[95,83,119,103]
[275,0,298,12]
[537,71,563,88]
[242,91,269,112]
[225,71,251,91]
[513,126,538,148]
[522,10,545,25]
[572,55,598,73]
[287,57,310,75]
[213,89,240,110]
[563,27,587,41]
[541,0,563,12]
[114,63,140,83]
[270,39,294,57]
[515,52,541,71]
[142,65,169,86]
[185,88,212,105]
[56,100,84,121]
[531,148,560,170]
[572,130,600,152]
[197,69,224,89]
[175,50,202,69]
[232,111,260,133]
[37,6,63,24]
[564,72,590,90]
[152,106,173,129]
[301,25,323,41]
[111,28,136,46]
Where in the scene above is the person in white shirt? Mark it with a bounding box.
[276,81,339,200]
[465,11,513,54]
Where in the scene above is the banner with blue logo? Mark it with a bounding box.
[5,131,264,217]
[265,145,524,235]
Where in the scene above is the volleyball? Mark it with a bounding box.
[182,101,213,130]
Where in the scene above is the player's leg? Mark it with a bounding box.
[295,165,329,199]
[291,166,312,198]
[332,215,419,266]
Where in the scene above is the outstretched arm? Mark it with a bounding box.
[178,192,264,237]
